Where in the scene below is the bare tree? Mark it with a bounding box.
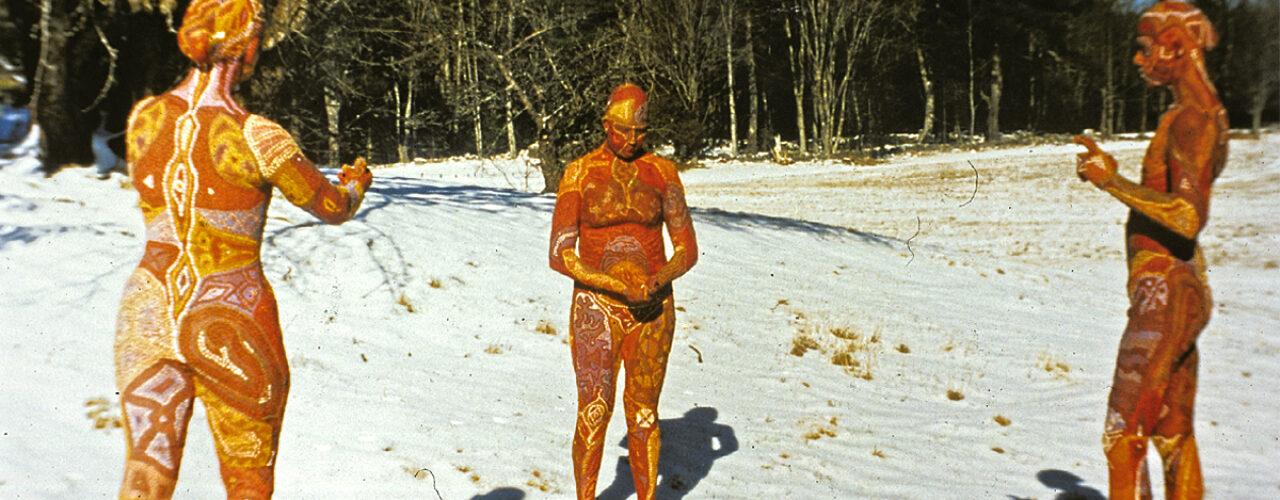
[630,0,726,159]
[724,1,737,157]
[792,0,885,157]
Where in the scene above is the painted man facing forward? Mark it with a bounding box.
[1074,2,1227,499]
[549,83,698,500]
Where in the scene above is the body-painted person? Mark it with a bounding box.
[114,0,373,497]
[1073,2,1226,499]
[549,83,698,500]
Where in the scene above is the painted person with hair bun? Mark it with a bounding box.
[114,0,372,497]
[549,83,698,500]
[1073,2,1227,498]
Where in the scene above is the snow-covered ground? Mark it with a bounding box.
[1,133,1277,499]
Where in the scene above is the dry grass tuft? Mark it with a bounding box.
[484,344,505,355]
[788,313,883,380]
[535,320,557,336]
[790,335,820,357]
[526,469,554,492]
[85,397,122,430]
[397,293,416,313]
[1037,352,1071,379]
[429,278,443,289]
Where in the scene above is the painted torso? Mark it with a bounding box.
[1126,102,1227,272]
[574,147,671,276]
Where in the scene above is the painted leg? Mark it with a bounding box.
[119,360,196,500]
[1154,349,1202,500]
[1103,326,1162,500]
[198,382,285,500]
[570,290,621,500]
[621,299,675,500]
[1105,432,1153,500]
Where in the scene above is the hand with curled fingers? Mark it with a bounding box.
[1073,135,1118,187]
[339,157,373,193]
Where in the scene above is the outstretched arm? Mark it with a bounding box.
[1074,133,1212,240]
[244,114,372,224]
[549,161,639,300]
[647,163,698,292]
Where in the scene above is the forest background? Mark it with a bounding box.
[1,0,1277,192]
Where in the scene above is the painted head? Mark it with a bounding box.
[1133,1,1217,86]
[177,0,264,79]
[602,83,649,160]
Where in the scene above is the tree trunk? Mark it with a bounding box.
[505,7,517,158]
[966,0,975,140]
[1101,28,1115,138]
[745,13,759,154]
[915,44,933,143]
[1250,84,1268,134]
[468,0,482,157]
[33,0,96,173]
[537,130,560,193]
[986,49,1001,142]
[785,18,807,155]
[323,25,343,166]
[724,2,737,157]
[394,84,407,162]
[324,85,341,166]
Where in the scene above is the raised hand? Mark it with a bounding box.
[339,157,373,192]
[1073,135,1118,186]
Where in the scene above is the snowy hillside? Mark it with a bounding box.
[1,133,1277,499]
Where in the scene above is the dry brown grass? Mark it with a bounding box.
[397,293,416,313]
[788,314,883,380]
[85,397,122,430]
[535,320,557,336]
[1037,352,1071,379]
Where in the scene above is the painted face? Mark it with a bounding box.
[1133,32,1184,86]
[605,120,647,160]
[602,83,649,160]
[1132,1,1217,87]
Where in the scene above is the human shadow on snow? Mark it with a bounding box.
[360,176,900,246]
[596,406,739,500]
[469,487,526,500]
[1021,469,1105,500]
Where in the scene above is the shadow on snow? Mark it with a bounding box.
[597,406,739,500]
[359,176,899,248]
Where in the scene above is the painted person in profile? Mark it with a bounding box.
[1073,2,1227,498]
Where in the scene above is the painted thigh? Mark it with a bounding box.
[119,359,196,498]
[569,288,627,498]
[1105,262,1208,441]
[571,289,624,427]
[620,297,676,498]
[179,275,291,486]
[621,296,676,419]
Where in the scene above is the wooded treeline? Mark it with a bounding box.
[2,0,1277,191]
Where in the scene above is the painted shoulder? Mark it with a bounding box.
[640,152,681,184]
[242,114,299,179]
